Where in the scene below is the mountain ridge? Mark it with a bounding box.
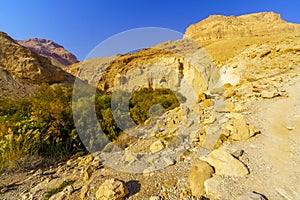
[17,38,78,68]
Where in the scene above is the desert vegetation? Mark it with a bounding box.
[0,84,182,171]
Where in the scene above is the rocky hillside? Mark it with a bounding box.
[185,12,300,65]
[0,32,75,98]
[17,38,78,68]
[0,12,299,200]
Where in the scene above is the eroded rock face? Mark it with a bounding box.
[18,38,78,68]
[184,12,300,65]
[185,12,300,42]
[67,39,220,105]
[0,31,75,98]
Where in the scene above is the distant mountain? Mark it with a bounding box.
[17,38,78,68]
[0,31,75,98]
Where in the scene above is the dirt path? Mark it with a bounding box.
[262,77,300,199]
[216,76,300,200]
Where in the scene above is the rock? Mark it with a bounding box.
[231,149,245,158]
[83,165,95,181]
[204,176,221,197]
[225,101,244,113]
[150,140,165,153]
[149,196,161,200]
[261,89,278,98]
[188,160,214,198]
[202,99,214,107]
[80,185,89,200]
[163,157,176,166]
[78,154,94,167]
[224,86,235,98]
[33,169,43,177]
[286,126,295,130]
[123,150,137,163]
[237,192,268,200]
[206,149,249,177]
[227,113,259,141]
[49,185,74,200]
[96,179,129,200]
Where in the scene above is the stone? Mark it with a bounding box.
[78,154,94,167]
[80,185,89,200]
[228,113,259,141]
[163,157,176,166]
[286,126,295,130]
[261,89,277,98]
[224,86,235,98]
[237,192,267,200]
[206,149,249,177]
[204,176,221,197]
[49,185,74,200]
[150,140,165,153]
[188,160,214,198]
[231,149,245,158]
[149,196,161,200]
[202,99,214,107]
[123,150,137,163]
[83,165,95,181]
[96,179,129,200]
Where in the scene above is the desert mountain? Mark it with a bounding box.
[0,31,75,98]
[1,12,300,200]
[185,12,300,65]
[17,38,78,68]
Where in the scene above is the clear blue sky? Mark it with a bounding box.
[1,0,299,60]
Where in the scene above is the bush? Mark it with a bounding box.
[0,84,184,171]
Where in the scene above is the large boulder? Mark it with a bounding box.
[206,149,249,177]
[96,179,129,200]
[188,160,214,198]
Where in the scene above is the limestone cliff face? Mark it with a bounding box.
[68,39,220,103]
[67,12,300,102]
[185,12,300,42]
[17,38,78,68]
[0,31,74,98]
[184,12,300,65]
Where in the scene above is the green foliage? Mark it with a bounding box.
[129,87,185,124]
[0,84,86,170]
[0,84,184,170]
[44,179,75,200]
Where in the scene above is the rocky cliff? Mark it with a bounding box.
[0,32,74,98]
[1,12,300,200]
[185,12,300,65]
[17,38,78,68]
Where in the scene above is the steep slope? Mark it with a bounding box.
[17,38,78,68]
[185,12,300,65]
[0,31,74,98]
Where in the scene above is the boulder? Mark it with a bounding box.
[150,140,165,153]
[226,113,259,141]
[80,185,89,200]
[204,176,221,197]
[206,149,249,177]
[96,179,129,200]
[188,160,214,198]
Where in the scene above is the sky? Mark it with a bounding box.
[0,0,300,60]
